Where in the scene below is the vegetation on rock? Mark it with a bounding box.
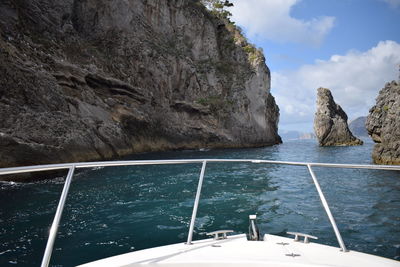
[200,0,234,19]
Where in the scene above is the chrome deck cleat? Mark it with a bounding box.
[287,232,318,243]
[206,230,234,240]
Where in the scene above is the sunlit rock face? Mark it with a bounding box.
[366,81,400,165]
[0,0,281,174]
[314,87,363,146]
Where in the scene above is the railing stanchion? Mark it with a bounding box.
[40,165,75,267]
[307,164,348,252]
[186,160,207,245]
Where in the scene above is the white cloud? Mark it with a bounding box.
[229,0,335,46]
[381,0,400,8]
[272,41,400,131]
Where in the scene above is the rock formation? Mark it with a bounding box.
[0,0,281,176]
[314,87,363,146]
[366,81,400,165]
[349,116,369,137]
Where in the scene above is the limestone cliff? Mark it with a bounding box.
[314,87,363,146]
[0,0,281,173]
[366,81,400,165]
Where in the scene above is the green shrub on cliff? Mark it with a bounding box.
[200,0,234,19]
[198,0,263,65]
[243,44,256,55]
[243,44,263,63]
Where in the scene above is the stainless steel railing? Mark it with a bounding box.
[186,160,207,245]
[307,164,348,251]
[0,159,399,266]
[40,166,75,267]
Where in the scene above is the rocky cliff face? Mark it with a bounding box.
[314,87,363,146]
[366,81,400,165]
[0,0,281,173]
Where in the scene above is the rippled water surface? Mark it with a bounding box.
[1,139,399,266]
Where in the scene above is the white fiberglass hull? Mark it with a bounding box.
[77,234,400,267]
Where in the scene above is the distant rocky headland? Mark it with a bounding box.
[0,0,281,175]
[366,81,399,165]
[349,116,369,137]
[314,87,363,146]
[279,130,315,141]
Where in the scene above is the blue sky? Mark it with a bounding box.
[229,0,400,132]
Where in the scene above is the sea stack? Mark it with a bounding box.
[366,81,400,165]
[314,87,363,146]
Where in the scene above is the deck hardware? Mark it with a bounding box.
[211,244,222,247]
[276,242,289,246]
[285,253,301,257]
[248,215,262,241]
[206,230,234,240]
[287,232,318,243]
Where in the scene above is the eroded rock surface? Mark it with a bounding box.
[366,81,400,165]
[0,0,281,178]
[314,87,363,146]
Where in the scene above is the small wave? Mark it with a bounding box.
[0,181,19,190]
[116,201,134,205]
[31,176,66,185]
[96,241,117,245]
[194,215,214,230]
[0,181,17,185]
[169,215,190,226]
[156,225,185,230]
[235,208,246,213]
[0,249,12,255]
[226,218,244,226]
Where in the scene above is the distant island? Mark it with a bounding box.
[279,130,316,141]
[349,116,369,137]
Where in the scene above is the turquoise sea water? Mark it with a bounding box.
[0,139,399,266]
